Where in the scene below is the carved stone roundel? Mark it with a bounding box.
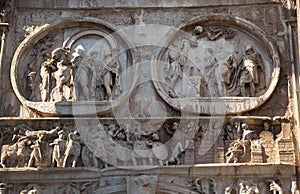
[152,14,280,114]
[11,18,137,116]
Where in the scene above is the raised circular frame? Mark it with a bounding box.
[152,14,280,115]
[11,18,138,116]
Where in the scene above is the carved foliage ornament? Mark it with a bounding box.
[11,19,137,116]
[152,15,280,114]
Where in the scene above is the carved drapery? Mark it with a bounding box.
[152,14,280,114]
[11,18,137,116]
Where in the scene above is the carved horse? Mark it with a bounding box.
[1,137,31,167]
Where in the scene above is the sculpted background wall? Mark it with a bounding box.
[0,1,290,117]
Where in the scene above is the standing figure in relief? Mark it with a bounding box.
[203,48,222,97]
[28,133,51,168]
[100,49,121,100]
[179,38,193,97]
[239,44,264,97]
[40,53,57,102]
[51,47,74,101]
[149,133,168,166]
[71,48,84,101]
[74,51,98,101]
[50,130,66,167]
[224,124,238,141]
[221,54,239,95]
[167,49,182,94]
[166,37,194,97]
[26,72,37,101]
[63,131,81,167]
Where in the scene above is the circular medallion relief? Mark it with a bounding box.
[11,18,137,116]
[152,14,280,114]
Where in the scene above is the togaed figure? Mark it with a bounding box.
[99,49,121,100]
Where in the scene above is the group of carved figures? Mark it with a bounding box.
[0,182,96,194]
[224,179,294,194]
[0,178,298,194]
[27,46,122,102]
[223,122,279,164]
[0,125,100,168]
[165,25,266,97]
[0,122,191,168]
[88,122,193,166]
[191,178,293,194]
[0,121,283,168]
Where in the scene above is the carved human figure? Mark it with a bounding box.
[39,53,57,102]
[222,55,237,85]
[221,51,241,96]
[203,48,223,96]
[225,140,244,163]
[240,123,256,141]
[51,47,74,101]
[166,49,182,94]
[20,185,42,194]
[221,54,239,96]
[74,51,98,101]
[269,181,283,194]
[71,48,84,100]
[26,72,37,101]
[100,49,121,100]
[148,133,168,166]
[166,37,194,97]
[193,25,224,41]
[225,182,238,194]
[179,38,193,96]
[179,38,191,66]
[63,131,81,167]
[28,133,51,168]
[27,186,42,194]
[239,181,259,194]
[50,130,66,167]
[224,124,238,140]
[239,44,264,97]
[233,122,243,140]
[131,133,149,166]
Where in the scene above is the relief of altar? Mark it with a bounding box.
[152,15,280,114]
[11,19,137,116]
